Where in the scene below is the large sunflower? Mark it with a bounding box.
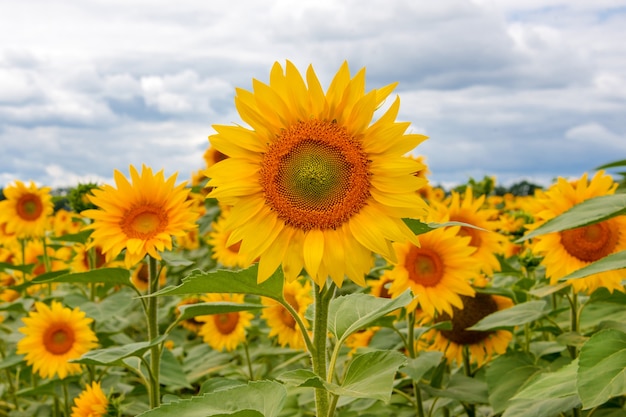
[423,293,513,367]
[386,225,479,318]
[197,293,254,352]
[529,171,626,293]
[17,301,98,379]
[0,180,54,239]
[261,278,312,350]
[71,381,109,417]
[205,61,427,287]
[82,165,200,267]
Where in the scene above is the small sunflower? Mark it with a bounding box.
[17,301,98,379]
[386,225,479,318]
[70,381,109,417]
[82,164,199,268]
[261,278,312,350]
[207,211,254,269]
[432,188,504,275]
[197,293,254,352]
[175,297,205,333]
[529,171,626,293]
[205,61,427,287]
[0,180,54,239]
[345,327,379,354]
[424,293,513,367]
[69,243,109,273]
[130,261,167,292]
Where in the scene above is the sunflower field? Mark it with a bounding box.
[1,62,626,417]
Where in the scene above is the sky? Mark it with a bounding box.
[1,0,626,190]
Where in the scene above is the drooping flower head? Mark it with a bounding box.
[0,180,54,239]
[529,171,626,293]
[82,165,200,267]
[17,301,98,379]
[205,61,428,286]
[70,381,109,417]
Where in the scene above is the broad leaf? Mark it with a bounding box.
[177,302,264,323]
[49,229,92,244]
[421,373,489,404]
[277,369,328,390]
[338,350,406,403]
[559,250,626,281]
[577,329,626,409]
[486,352,542,413]
[0,262,34,274]
[469,300,548,331]
[400,351,443,383]
[72,335,167,366]
[0,353,25,370]
[148,264,284,301]
[403,219,486,236]
[135,380,286,417]
[31,267,131,285]
[519,194,626,241]
[160,348,191,389]
[328,291,412,343]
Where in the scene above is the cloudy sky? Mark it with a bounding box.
[1,0,625,190]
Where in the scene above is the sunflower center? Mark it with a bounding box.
[260,119,370,231]
[560,221,618,262]
[458,226,482,248]
[437,293,497,345]
[43,324,75,355]
[16,194,44,221]
[121,206,168,239]
[406,247,444,287]
[214,312,240,335]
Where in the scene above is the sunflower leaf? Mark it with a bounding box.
[176,302,264,323]
[577,329,626,409]
[30,267,131,285]
[399,351,443,383]
[71,335,167,366]
[486,352,543,413]
[402,219,487,236]
[0,261,34,274]
[338,350,406,402]
[468,300,549,331]
[421,373,489,404]
[135,380,286,417]
[559,250,626,281]
[328,290,412,342]
[147,264,284,301]
[518,194,626,242]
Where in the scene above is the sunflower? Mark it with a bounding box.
[197,293,254,352]
[130,260,167,292]
[50,208,83,238]
[207,211,254,269]
[423,293,513,367]
[205,61,428,287]
[432,188,504,276]
[175,297,205,333]
[69,243,110,273]
[529,171,626,293]
[385,224,479,318]
[82,164,200,268]
[345,327,379,354]
[261,278,312,350]
[0,180,54,239]
[70,381,109,417]
[17,301,98,379]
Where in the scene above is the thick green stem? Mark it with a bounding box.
[62,380,70,417]
[567,291,580,359]
[312,281,334,417]
[147,256,161,408]
[462,346,475,417]
[406,312,425,417]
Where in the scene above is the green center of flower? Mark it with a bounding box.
[261,119,371,231]
[436,293,497,345]
[560,221,618,262]
[17,194,44,221]
[43,324,75,355]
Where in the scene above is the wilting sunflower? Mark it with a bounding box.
[386,225,479,318]
[0,180,54,239]
[82,165,199,267]
[17,301,98,379]
[205,61,427,286]
[261,278,312,350]
[432,188,504,276]
[197,293,254,352]
[529,171,626,293]
[70,381,109,417]
[423,293,513,367]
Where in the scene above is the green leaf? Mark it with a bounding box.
[338,350,406,403]
[403,219,486,236]
[161,250,195,267]
[421,373,489,404]
[49,229,92,244]
[135,380,287,417]
[596,159,626,170]
[31,267,131,285]
[159,348,191,389]
[0,262,34,274]
[72,335,167,366]
[0,353,25,370]
[400,351,444,383]
[486,352,542,413]
[577,329,626,409]
[148,264,284,301]
[518,194,626,242]
[503,360,581,417]
[559,250,626,281]
[469,300,548,331]
[328,291,412,343]
[177,302,264,323]
[277,369,328,390]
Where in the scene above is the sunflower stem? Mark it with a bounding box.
[406,311,426,417]
[567,291,580,359]
[62,379,70,417]
[147,256,161,408]
[243,342,255,381]
[462,346,475,417]
[311,281,334,417]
